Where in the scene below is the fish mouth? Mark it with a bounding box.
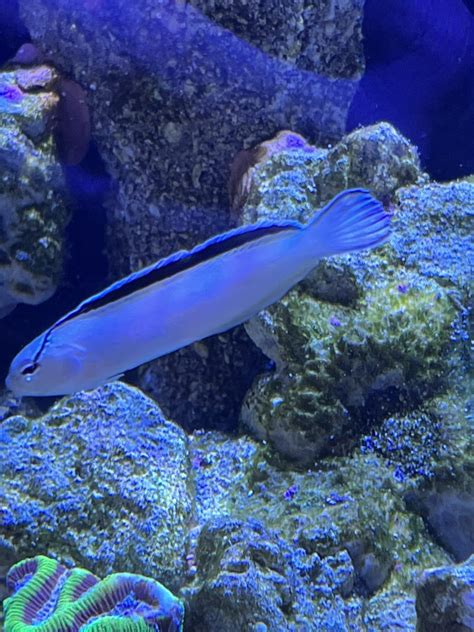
[4,372,13,392]
[4,371,25,397]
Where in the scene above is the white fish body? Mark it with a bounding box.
[6,189,390,396]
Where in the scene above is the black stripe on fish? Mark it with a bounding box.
[33,219,302,363]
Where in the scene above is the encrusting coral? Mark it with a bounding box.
[3,555,184,632]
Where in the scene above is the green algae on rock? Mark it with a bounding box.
[0,383,191,590]
[318,121,425,203]
[0,66,69,317]
[3,555,184,631]
[241,277,457,465]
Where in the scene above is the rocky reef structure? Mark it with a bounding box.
[392,180,473,289]
[0,383,191,590]
[415,555,474,632]
[8,43,91,165]
[0,65,69,317]
[405,463,474,564]
[229,130,317,214]
[242,275,457,464]
[185,517,319,631]
[0,3,471,622]
[18,0,367,430]
[0,388,39,423]
[0,383,469,631]
[357,384,473,567]
[186,430,453,631]
[3,555,184,631]
[237,122,471,465]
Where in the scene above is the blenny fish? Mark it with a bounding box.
[6,189,390,397]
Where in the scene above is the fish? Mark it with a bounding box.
[5,189,390,397]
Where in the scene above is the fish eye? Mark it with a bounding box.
[20,362,39,378]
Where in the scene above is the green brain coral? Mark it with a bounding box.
[3,555,184,632]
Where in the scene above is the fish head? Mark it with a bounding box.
[5,333,85,397]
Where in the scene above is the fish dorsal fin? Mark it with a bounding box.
[32,218,302,364]
[60,218,303,322]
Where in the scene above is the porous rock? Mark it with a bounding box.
[240,122,424,224]
[0,387,40,423]
[0,66,69,317]
[186,430,451,630]
[0,382,191,590]
[406,479,474,563]
[415,555,474,632]
[363,591,417,632]
[241,274,457,465]
[184,516,362,632]
[391,180,474,291]
[184,517,301,632]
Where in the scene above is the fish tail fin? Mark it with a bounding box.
[304,189,391,258]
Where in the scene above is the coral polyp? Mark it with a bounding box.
[3,555,184,632]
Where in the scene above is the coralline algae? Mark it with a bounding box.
[0,383,191,590]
